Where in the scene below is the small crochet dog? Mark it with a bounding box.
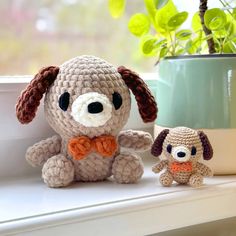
[151,127,213,187]
[16,55,157,188]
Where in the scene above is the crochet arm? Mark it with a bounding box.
[26,135,62,167]
[152,160,168,173]
[118,130,153,152]
[196,162,213,177]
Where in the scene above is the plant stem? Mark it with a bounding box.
[199,0,216,53]
[168,32,175,55]
[219,33,224,53]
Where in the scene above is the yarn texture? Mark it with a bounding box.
[16,55,157,188]
[26,135,61,167]
[70,92,112,127]
[68,135,117,160]
[16,66,59,124]
[118,66,157,123]
[152,127,213,188]
[118,130,153,152]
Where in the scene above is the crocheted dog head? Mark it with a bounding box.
[16,55,157,137]
[151,127,213,162]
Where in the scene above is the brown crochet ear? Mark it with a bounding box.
[198,131,213,160]
[16,66,59,124]
[118,66,157,123]
[151,129,169,157]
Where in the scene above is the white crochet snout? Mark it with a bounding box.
[71,92,112,127]
[172,146,191,162]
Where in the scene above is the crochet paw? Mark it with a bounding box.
[26,145,46,167]
[189,173,203,187]
[159,171,173,187]
[112,153,144,184]
[42,154,74,188]
[118,130,153,152]
[25,135,61,167]
[206,168,214,177]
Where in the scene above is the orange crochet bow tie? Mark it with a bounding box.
[169,161,193,173]
[68,135,118,160]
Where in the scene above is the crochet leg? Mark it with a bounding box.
[112,152,144,184]
[42,154,75,188]
[189,173,203,187]
[159,171,173,187]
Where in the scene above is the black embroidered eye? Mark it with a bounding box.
[112,92,122,110]
[167,144,172,154]
[191,146,197,156]
[59,92,70,111]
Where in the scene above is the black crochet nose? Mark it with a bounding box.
[88,102,103,114]
[177,152,186,158]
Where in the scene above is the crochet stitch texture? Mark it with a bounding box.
[16,55,157,187]
[152,127,213,187]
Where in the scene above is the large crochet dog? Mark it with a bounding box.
[16,55,157,188]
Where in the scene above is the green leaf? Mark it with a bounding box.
[185,40,193,54]
[156,0,169,9]
[204,8,227,31]
[144,0,157,20]
[223,38,236,53]
[140,35,158,55]
[159,46,168,58]
[202,34,213,41]
[142,40,157,54]
[233,8,236,20]
[128,13,150,37]
[214,21,234,38]
[223,41,232,53]
[140,35,167,56]
[167,12,188,30]
[186,37,202,54]
[175,48,185,55]
[212,38,221,52]
[155,38,167,48]
[228,40,236,53]
[230,35,236,42]
[176,29,192,40]
[154,0,178,34]
[226,14,236,36]
[192,12,202,33]
[108,0,126,18]
[224,21,235,37]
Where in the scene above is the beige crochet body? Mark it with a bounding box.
[72,154,113,182]
[152,127,213,187]
[60,137,114,182]
[20,55,157,187]
[167,167,193,184]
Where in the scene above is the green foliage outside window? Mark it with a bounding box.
[109,0,236,62]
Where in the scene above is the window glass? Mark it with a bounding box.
[0,0,234,75]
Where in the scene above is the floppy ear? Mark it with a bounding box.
[118,66,157,123]
[16,66,59,124]
[151,129,169,157]
[198,131,213,160]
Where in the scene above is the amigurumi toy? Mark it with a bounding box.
[151,127,213,187]
[16,55,157,188]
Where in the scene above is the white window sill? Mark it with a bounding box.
[1,163,236,236]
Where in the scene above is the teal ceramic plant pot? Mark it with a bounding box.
[155,54,236,174]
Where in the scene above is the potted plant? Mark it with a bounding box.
[108,0,236,174]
